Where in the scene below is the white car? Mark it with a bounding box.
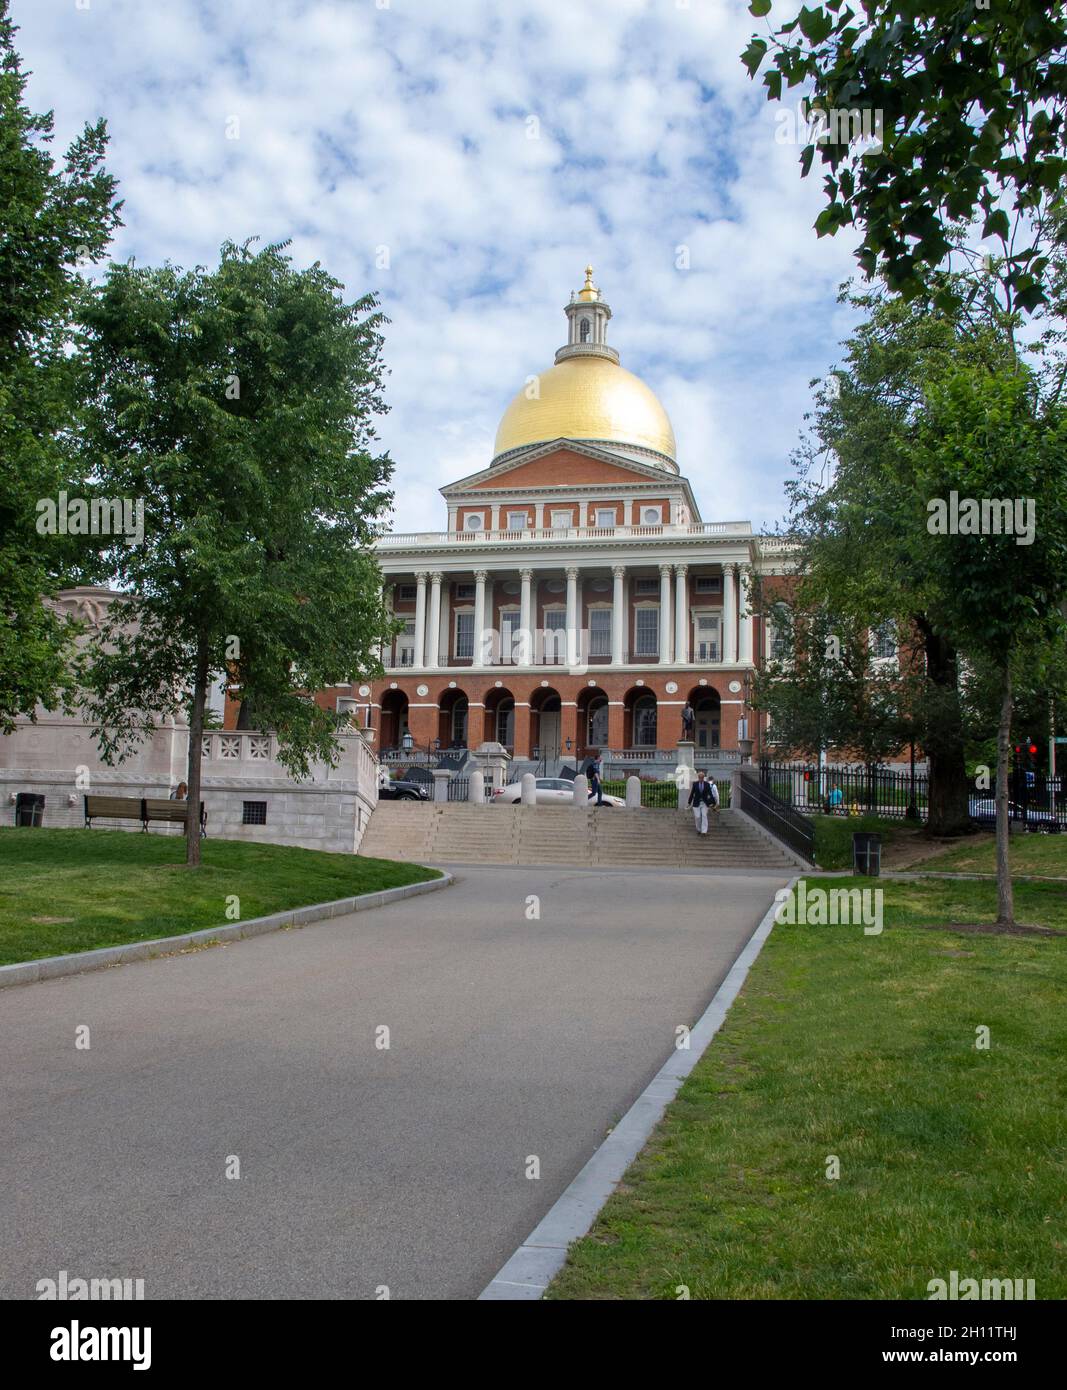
[492,777,625,807]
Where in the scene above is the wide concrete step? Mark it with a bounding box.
[359,801,795,870]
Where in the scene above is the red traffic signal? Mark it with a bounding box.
[1029,743,1038,757]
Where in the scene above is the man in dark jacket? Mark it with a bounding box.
[584,749,605,806]
[687,770,719,834]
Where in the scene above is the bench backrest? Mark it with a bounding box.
[144,799,205,825]
[84,795,143,818]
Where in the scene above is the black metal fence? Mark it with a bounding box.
[759,760,1067,830]
[739,770,815,861]
[760,761,926,821]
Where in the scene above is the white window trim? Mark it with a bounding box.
[633,601,660,658]
[594,508,617,527]
[453,606,475,660]
[507,511,529,531]
[463,513,485,531]
[639,505,663,526]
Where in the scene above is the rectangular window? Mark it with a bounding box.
[871,622,897,660]
[397,618,416,666]
[694,575,721,594]
[500,609,519,663]
[454,611,474,660]
[595,508,616,528]
[551,510,572,529]
[507,511,528,531]
[242,801,267,825]
[454,583,475,601]
[396,584,416,602]
[634,576,659,596]
[635,607,659,656]
[541,609,566,664]
[695,614,720,662]
[589,608,612,656]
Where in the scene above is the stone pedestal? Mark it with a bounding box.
[572,773,588,808]
[432,769,451,803]
[625,775,641,809]
[469,769,485,805]
[520,773,536,806]
[738,737,754,765]
[474,741,511,792]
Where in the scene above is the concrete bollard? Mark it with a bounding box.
[572,773,589,808]
[521,772,537,806]
[469,769,484,805]
[625,775,641,809]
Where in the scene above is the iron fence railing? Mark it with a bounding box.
[760,761,926,821]
[740,770,815,861]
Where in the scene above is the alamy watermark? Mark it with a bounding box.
[775,98,884,153]
[36,492,144,545]
[927,491,1035,546]
[774,880,883,935]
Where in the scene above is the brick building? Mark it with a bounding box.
[326,267,793,772]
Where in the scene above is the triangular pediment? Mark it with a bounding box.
[443,439,677,495]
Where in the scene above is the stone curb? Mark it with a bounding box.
[477,874,798,1301]
[0,871,453,991]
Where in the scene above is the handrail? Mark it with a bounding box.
[738,769,814,862]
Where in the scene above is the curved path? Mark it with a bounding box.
[0,864,786,1300]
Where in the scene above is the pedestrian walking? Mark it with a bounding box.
[584,749,605,806]
[687,770,718,834]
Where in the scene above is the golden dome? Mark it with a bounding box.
[493,355,677,465]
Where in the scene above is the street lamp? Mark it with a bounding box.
[401,730,414,754]
[565,736,572,753]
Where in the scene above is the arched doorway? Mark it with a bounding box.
[624,688,658,748]
[438,689,469,749]
[530,686,562,759]
[688,686,721,751]
[380,690,409,751]
[483,687,515,749]
[576,687,609,753]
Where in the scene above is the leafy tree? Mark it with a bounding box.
[780,287,1013,834]
[0,0,119,730]
[743,1,1067,312]
[77,241,395,866]
[751,601,909,770]
[909,367,1067,924]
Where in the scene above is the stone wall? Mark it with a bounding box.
[0,722,379,854]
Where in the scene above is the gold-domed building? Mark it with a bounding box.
[493,267,678,469]
[331,267,789,771]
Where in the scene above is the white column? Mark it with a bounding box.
[535,502,545,531]
[565,566,579,667]
[722,564,736,664]
[674,564,688,664]
[738,564,753,664]
[659,564,672,664]
[413,571,427,669]
[611,564,625,666]
[518,568,533,666]
[474,569,488,667]
[426,571,442,669]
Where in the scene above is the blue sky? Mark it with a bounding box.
[17,0,864,532]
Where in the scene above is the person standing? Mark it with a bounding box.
[688,770,716,834]
[585,749,605,807]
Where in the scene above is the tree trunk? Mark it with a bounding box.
[185,638,209,868]
[995,661,1014,927]
[922,626,970,836]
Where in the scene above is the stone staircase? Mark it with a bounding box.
[359,802,797,870]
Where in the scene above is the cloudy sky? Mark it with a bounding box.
[17,0,863,533]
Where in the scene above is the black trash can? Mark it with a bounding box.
[852,830,881,876]
[15,792,45,827]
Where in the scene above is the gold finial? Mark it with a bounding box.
[578,264,598,302]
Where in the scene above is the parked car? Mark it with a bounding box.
[968,795,1061,832]
[379,778,430,802]
[492,777,625,807]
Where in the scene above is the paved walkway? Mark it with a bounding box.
[0,865,786,1301]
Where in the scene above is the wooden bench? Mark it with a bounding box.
[84,795,207,834]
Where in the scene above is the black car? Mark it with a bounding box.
[378,778,430,802]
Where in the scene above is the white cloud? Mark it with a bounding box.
[16,0,863,533]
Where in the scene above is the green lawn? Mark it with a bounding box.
[810,813,915,869]
[920,832,1067,878]
[0,827,437,966]
[548,875,1067,1300]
